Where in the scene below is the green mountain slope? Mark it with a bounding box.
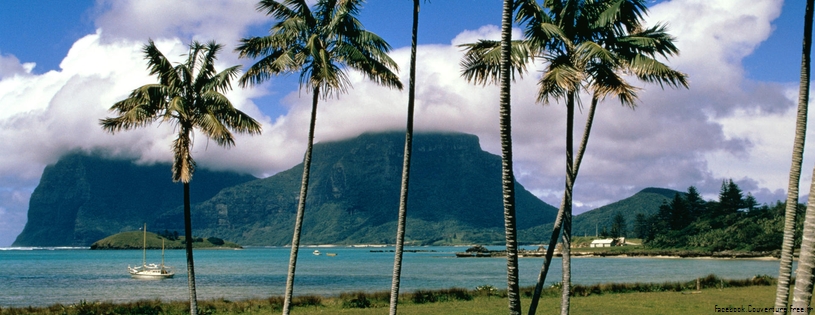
[154,131,559,245]
[12,153,256,246]
[522,187,680,240]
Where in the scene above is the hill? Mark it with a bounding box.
[14,132,558,246]
[89,231,241,250]
[12,153,256,247]
[521,187,680,240]
[152,131,559,245]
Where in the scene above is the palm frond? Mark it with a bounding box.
[459,39,531,86]
[203,65,240,94]
[576,41,616,67]
[538,60,582,104]
[201,91,262,135]
[628,54,689,89]
[588,64,639,107]
[258,0,314,27]
[143,41,179,88]
[192,41,223,92]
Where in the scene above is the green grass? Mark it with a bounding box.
[1,275,788,315]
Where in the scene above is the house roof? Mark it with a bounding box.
[590,239,614,244]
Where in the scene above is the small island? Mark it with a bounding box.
[90,230,242,250]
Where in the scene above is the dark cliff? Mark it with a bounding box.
[14,132,560,246]
[12,153,255,246]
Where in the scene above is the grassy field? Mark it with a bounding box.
[1,275,790,315]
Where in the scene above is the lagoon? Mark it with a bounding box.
[0,246,791,307]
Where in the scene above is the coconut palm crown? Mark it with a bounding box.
[100,40,261,315]
[236,0,403,95]
[101,40,262,183]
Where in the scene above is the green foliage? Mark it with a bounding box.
[89,231,241,249]
[206,237,224,246]
[610,213,626,239]
[19,133,557,247]
[2,276,777,314]
[530,187,678,240]
[644,181,803,252]
[340,292,375,308]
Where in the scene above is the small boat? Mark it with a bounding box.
[128,223,174,279]
[326,253,337,257]
[313,250,321,256]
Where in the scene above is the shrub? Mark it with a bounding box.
[206,237,224,246]
[342,293,371,308]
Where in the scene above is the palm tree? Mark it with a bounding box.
[786,0,814,313]
[100,40,262,315]
[462,1,687,314]
[497,0,522,313]
[236,1,402,314]
[389,1,420,314]
[461,1,524,312]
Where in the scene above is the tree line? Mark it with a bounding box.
[624,181,804,252]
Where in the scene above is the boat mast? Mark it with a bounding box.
[161,238,165,268]
[142,223,147,267]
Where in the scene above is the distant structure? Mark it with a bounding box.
[590,238,627,248]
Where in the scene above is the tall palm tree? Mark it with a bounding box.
[497,0,522,313]
[787,0,814,313]
[236,1,402,314]
[461,1,525,313]
[100,40,262,315]
[389,1,420,314]
[462,1,687,314]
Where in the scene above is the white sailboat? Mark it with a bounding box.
[128,223,174,279]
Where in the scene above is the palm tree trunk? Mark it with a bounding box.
[790,2,815,314]
[499,0,521,313]
[561,92,575,315]
[389,2,419,314]
[792,186,815,314]
[282,87,320,315]
[777,1,813,313]
[183,182,198,315]
[528,97,597,315]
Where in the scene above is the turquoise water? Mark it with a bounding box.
[0,246,790,307]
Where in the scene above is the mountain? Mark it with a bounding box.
[152,131,559,245]
[12,153,256,247]
[521,187,680,239]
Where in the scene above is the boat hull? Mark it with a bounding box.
[129,265,174,279]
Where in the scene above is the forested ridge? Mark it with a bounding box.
[631,181,803,252]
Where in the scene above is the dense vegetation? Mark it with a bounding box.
[89,231,241,250]
[635,180,804,252]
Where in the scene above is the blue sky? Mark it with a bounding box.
[0,0,810,246]
[0,1,804,80]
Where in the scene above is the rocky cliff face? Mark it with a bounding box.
[154,132,558,245]
[15,132,559,247]
[12,153,255,246]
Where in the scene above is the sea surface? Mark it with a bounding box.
[0,246,792,307]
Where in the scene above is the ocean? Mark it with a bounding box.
[0,246,790,307]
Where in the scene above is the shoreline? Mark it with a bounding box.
[458,248,784,260]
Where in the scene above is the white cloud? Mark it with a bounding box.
[0,53,35,79]
[93,0,268,50]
